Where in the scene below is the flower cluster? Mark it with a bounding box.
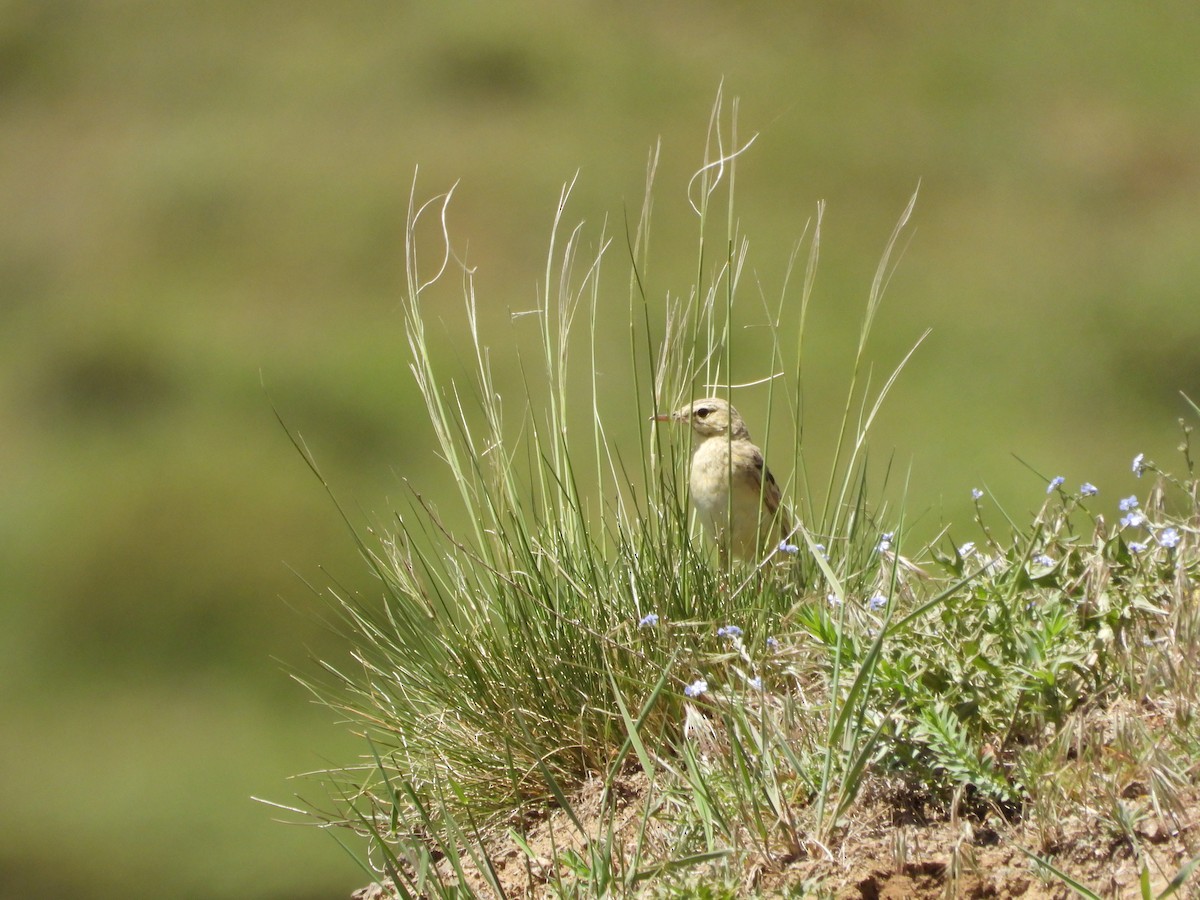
[1119,494,1142,529]
[1108,454,1187,551]
[643,614,773,699]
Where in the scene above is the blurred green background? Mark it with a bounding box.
[2,2,1199,897]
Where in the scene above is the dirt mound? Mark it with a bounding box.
[354,774,1200,897]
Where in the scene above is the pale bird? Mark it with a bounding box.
[654,398,787,562]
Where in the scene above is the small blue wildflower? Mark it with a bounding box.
[1080,483,1098,497]
[778,540,800,554]
[1158,527,1181,549]
[1128,541,1147,553]
[1047,476,1065,494]
[868,593,887,611]
[1121,510,1145,529]
[638,612,659,628]
[876,532,894,553]
[748,675,763,690]
[812,542,829,560]
[1119,495,1139,512]
[827,592,842,607]
[971,488,985,501]
[717,624,743,639]
[766,636,780,651]
[684,679,708,698]
[1132,453,1146,477]
[959,541,976,558]
[1033,554,1054,567]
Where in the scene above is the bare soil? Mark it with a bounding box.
[353,772,1200,898]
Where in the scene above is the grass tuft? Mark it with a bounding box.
[282,97,1200,897]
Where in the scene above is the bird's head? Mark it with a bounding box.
[652,398,750,440]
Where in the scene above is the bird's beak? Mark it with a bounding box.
[651,412,672,422]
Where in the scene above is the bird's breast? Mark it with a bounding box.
[689,438,732,514]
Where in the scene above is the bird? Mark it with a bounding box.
[653,398,787,563]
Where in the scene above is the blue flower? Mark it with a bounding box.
[971,488,985,501]
[1132,453,1146,477]
[1080,483,1098,497]
[1158,527,1181,549]
[827,592,842,607]
[1047,476,1065,494]
[684,679,708,698]
[1121,511,1145,529]
[778,540,800,554]
[766,636,780,651]
[748,676,763,691]
[638,612,659,628]
[1128,541,1147,553]
[1119,495,1139,512]
[1033,554,1054,567]
[876,532,894,553]
[717,624,743,639]
[868,593,887,611]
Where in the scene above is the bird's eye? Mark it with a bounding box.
[695,407,711,419]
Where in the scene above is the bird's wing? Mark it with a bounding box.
[731,440,794,540]
[733,441,783,515]
[760,461,783,517]
[761,468,797,541]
